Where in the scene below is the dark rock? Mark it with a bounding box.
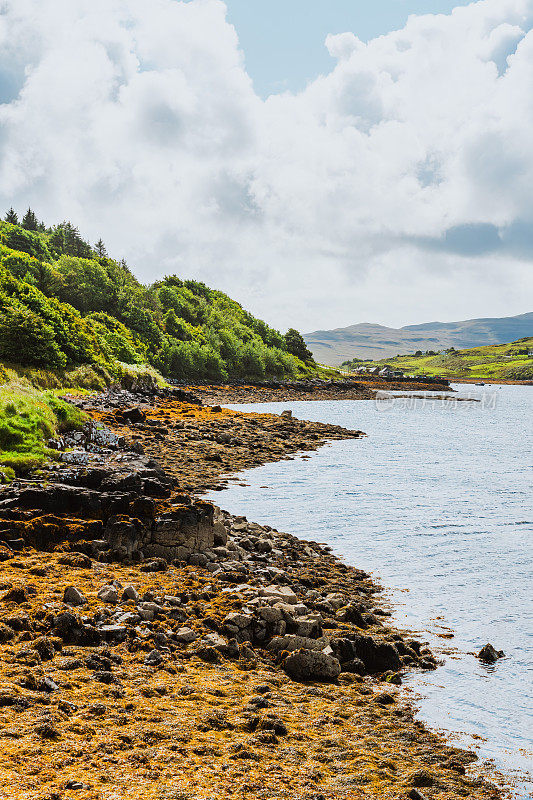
[140,558,168,572]
[144,649,163,666]
[409,769,435,787]
[283,649,341,682]
[121,407,147,424]
[63,586,87,606]
[337,602,368,628]
[477,643,505,663]
[33,637,55,661]
[99,625,127,643]
[0,622,15,643]
[58,553,92,569]
[195,646,221,664]
[409,791,428,800]
[93,670,115,684]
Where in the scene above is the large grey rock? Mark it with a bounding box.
[223,612,254,629]
[121,585,140,604]
[260,585,297,605]
[63,586,87,606]
[97,585,119,604]
[283,649,341,682]
[175,627,198,644]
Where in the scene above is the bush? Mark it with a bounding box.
[0,294,67,368]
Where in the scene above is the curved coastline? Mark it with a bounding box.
[0,386,506,800]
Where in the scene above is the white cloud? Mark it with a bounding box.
[0,0,532,331]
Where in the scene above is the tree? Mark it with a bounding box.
[284,328,313,363]
[95,239,107,258]
[22,208,38,231]
[5,208,18,224]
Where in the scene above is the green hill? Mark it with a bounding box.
[0,209,318,389]
[342,339,533,381]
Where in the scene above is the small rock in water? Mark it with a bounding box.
[477,643,505,663]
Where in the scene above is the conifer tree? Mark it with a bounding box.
[5,207,18,224]
[22,207,38,231]
[95,238,108,258]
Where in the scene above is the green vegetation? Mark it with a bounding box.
[0,209,320,387]
[342,338,533,381]
[0,382,86,479]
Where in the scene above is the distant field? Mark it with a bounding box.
[342,338,533,381]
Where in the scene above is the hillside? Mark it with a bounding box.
[341,338,533,382]
[0,210,317,388]
[304,313,533,364]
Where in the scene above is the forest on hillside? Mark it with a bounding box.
[0,208,315,384]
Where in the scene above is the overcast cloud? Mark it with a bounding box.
[0,0,532,331]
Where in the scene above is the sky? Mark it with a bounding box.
[0,0,532,333]
[224,0,474,96]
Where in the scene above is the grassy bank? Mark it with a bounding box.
[342,337,533,381]
[0,382,87,480]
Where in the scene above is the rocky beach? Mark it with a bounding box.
[0,386,503,800]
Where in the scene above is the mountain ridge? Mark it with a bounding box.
[304,312,533,364]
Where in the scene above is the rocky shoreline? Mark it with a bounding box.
[0,387,503,800]
[179,377,452,406]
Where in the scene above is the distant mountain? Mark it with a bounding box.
[304,312,533,365]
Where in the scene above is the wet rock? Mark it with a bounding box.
[63,586,87,606]
[477,643,505,663]
[93,670,116,684]
[337,602,368,628]
[99,625,127,643]
[195,645,221,664]
[283,649,341,682]
[40,677,59,693]
[121,407,147,424]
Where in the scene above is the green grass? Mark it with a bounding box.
[0,381,86,479]
[343,338,533,381]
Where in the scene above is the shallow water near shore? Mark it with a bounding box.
[204,385,533,798]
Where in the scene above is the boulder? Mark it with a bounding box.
[477,643,505,663]
[63,586,87,606]
[175,627,198,644]
[260,585,297,605]
[97,585,119,605]
[121,585,140,604]
[144,649,163,667]
[283,649,341,682]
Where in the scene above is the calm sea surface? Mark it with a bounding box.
[204,385,533,798]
